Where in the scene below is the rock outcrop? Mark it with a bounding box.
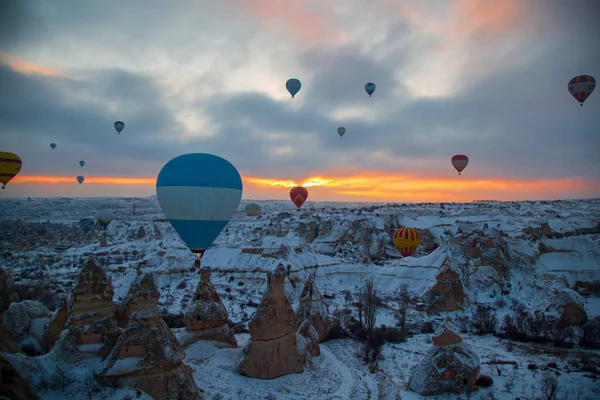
[237,264,305,379]
[65,257,121,358]
[179,267,237,348]
[425,258,465,313]
[0,354,40,400]
[4,300,51,355]
[0,267,40,399]
[44,298,69,351]
[296,319,320,364]
[96,274,200,400]
[544,289,587,326]
[409,317,480,396]
[0,266,20,353]
[296,276,329,342]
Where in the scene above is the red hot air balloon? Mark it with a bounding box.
[289,186,308,210]
[451,155,469,175]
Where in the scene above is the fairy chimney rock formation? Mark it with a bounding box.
[409,317,480,396]
[237,264,305,379]
[97,273,200,400]
[65,257,121,357]
[296,276,330,342]
[180,267,237,347]
[0,266,20,353]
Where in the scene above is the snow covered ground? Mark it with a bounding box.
[1,196,599,399]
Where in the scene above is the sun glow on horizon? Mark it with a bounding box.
[5,172,598,203]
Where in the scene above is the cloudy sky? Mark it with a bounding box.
[1,0,599,202]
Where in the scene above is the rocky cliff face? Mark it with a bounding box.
[65,257,121,358]
[237,264,305,379]
[97,273,200,399]
[180,266,237,348]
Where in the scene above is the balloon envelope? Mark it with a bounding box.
[0,152,22,189]
[286,78,302,98]
[77,175,84,185]
[365,82,376,97]
[290,186,308,209]
[114,121,125,133]
[94,209,114,228]
[337,127,346,137]
[393,227,421,257]
[79,161,85,167]
[156,153,243,254]
[79,217,96,233]
[245,202,262,216]
[50,143,56,150]
[568,75,596,105]
[451,155,469,175]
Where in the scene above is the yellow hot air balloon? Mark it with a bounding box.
[392,227,421,257]
[0,152,22,189]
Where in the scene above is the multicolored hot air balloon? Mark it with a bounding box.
[79,217,96,233]
[451,155,469,175]
[365,82,376,97]
[286,78,302,98]
[79,161,85,167]
[94,209,114,228]
[568,75,596,106]
[156,153,243,261]
[245,202,262,216]
[50,143,56,150]
[393,227,421,257]
[0,152,22,189]
[114,121,125,134]
[337,127,346,137]
[290,186,308,210]
[77,175,85,185]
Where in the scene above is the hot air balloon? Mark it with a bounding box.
[156,153,243,261]
[50,143,56,150]
[365,82,376,97]
[79,161,85,167]
[77,175,85,185]
[94,209,114,229]
[337,127,346,137]
[568,75,596,106]
[451,155,469,175]
[245,202,262,216]
[114,121,125,134]
[79,217,96,233]
[393,227,421,257]
[286,78,301,98]
[0,152,22,189]
[290,186,308,210]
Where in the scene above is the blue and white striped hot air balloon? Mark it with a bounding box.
[156,153,243,258]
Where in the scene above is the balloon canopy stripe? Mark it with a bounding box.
[0,158,22,164]
[168,219,230,252]
[156,153,242,190]
[156,186,243,221]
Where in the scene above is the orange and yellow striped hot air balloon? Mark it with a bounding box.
[0,152,22,189]
[392,227,421,257]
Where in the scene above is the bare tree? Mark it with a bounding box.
[472,304,497,334]
[540,372,561,400]
[396,284,410,333]
[361,277,378,340]
[83,372,100,400]
[50,366,75,391]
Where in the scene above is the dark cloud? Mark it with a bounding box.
[0,1,44,51]
[0,0,598,194]
[0,65,183,176]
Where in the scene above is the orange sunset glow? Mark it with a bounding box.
[7,173,599,203]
